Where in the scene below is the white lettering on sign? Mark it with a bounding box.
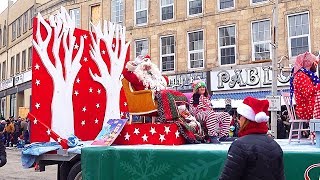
[15,70,32,86]
[210,66,290,91]
[266,95,281,111]
[168,72,207,91]
[0,78,14,91]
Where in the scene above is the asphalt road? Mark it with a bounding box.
[0,148,57,180]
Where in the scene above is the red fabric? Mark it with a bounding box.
[293,71,320,120]
[122,68,145,91]
[238,121,268,137]
[313,92,320,118]
[242,97,269,116]
[114,123,185,145]
[31,18,129,143]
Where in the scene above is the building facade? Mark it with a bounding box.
[0,0,319,118]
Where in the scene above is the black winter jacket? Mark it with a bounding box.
[219,134,285,180]
[0,134,6,167]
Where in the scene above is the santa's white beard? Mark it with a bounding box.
[134,61,167,91]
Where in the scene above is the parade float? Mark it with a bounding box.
[23,7,320,180]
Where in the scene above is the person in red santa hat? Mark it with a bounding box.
[219,97,285,180]
[122,50,187,121]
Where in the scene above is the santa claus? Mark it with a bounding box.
[123,50,168,91]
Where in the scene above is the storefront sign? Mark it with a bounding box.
[210,66,290,91]
[15,70,32,86]
[266,95,281,111]
[168,72,207,91]
[0,77,14,91]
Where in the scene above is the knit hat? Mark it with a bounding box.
[237,97,269,123]
[192,80,206,92]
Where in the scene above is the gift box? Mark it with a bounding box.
[114,123,185,145]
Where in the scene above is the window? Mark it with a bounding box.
[135,39,148,57]
[90,5,101,28]
[22,50,26,71]
[2,61,6,80]
[29,7,34,29]
[219,0,235,10]
[188,30,204,69]
[135,0,148,25]
[23,12,28,33]
[111,0,124,24]
[10,94,16,117]
[288,12,310,57]
[17,17,21,37]
[252,20,271,60]
[251,0,267,4]
[69,8,80,28]
[16,53,20,74]
[12,21,16,41]
[160,35,175,72]
[28,47,32,68]
[10,56,14,76]
[219,25,236,65]
[161,0,174,21]
[3,24,6,47]
[188,0,202,16]
[1,98,6,118]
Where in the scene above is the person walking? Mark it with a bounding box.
[219,96,285,180]
[0,125,6,167]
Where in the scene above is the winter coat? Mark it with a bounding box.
[0,136,6,167]
[219,134,285,180]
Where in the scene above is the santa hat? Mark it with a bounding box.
[237,97,269,123]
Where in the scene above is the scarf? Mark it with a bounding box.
[238,121,268,137]
[289,67,320,105]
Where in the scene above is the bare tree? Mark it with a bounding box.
[89,21,130,126]
[33,7,84,138]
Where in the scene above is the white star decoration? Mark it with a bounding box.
[35,64,40,70]
[97,89,101,94]
[102,50,106,54]
[124,102,127,106]
[46,129,51,135]
[83,57,88,62]
[142,134,148,142]
[33,119,38,124]
[95,118,99,124]
[124,132,130,140]
[57,137,62,143]
[81,120,86,126]
[74,43,79,50]
[112,43,115,48]
[159,134,166,142]
[164,126,171,134]
[175,130,180,138]
[35,79,40,86]
[96,103,100,108]
[150,127,156,135]
[74,90,79,96]
[134,128,140,135]
[120,112,124,117]
[35,103,40,109]
[89,87,93,93]
[76,78,80,83]
[82,107,87,112]
[83,34,88,39]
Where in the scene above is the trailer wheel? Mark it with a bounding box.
[67,161,82,180]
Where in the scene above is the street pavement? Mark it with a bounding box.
[0,148,57,180]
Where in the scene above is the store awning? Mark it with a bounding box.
[210,89,293,108]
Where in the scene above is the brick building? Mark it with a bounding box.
[0,0,319,118]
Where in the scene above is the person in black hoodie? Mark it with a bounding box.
[219,97,285,180]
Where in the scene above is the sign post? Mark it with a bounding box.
[266,95,281,111]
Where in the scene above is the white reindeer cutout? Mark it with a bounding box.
[89,21,130,126]
[32,7,84,138]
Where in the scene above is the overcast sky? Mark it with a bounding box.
[0,0,17,14]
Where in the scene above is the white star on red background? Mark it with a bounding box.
[164,126,171,134]
[159,134,166,142]
[46,129,51,135]
[124,102,127,106]
[35,64,40,70]
[89,87,93,93]
[83,34,88,39]
[82,107,87,112]
[81,120,86,126]
[124,132,130,140]
[74,43,79,50]
[97,89,101,94]
[74,90,79,96]
[95,118,99,124]
[35,79,40,86]
[102,50,106,54]
[96,103,100,108]
[134,128,140,135]
[150,127,156,135]
[175,130,180,138]
[83,57,88,62]
[35,103,40,109]
[76,78,80,83]
[142,134,148,142]
[33,119,38,124]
